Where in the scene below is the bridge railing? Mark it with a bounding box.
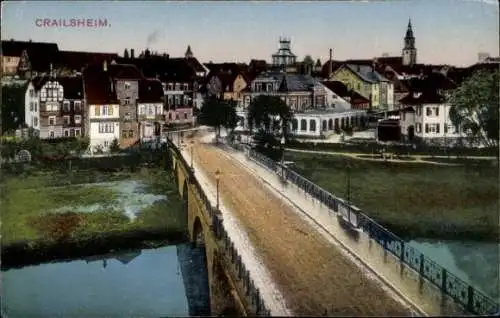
[239,144,499,316]
[167,138,271,316]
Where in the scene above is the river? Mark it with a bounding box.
[409,239,499,302]
[1,244,211,318]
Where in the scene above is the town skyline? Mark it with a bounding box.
[1,0,499,67]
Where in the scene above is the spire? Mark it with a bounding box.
[405,18,414,39]
[185,45,193,58]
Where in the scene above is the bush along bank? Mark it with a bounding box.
[286,138,499,157]
[1,162,187,270]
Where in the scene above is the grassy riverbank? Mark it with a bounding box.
[1,167,186,268]
[286,152,499,241]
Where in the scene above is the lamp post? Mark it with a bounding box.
[280,136,286,181]
[215,169,221,210]
[346,161,352,219]
[190,140,195,170]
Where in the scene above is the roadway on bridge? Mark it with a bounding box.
[185,137,413,316]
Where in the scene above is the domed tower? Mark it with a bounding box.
[402,19,417,66]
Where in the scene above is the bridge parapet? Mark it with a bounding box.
[167,138,271,316]
[233,142,499,316]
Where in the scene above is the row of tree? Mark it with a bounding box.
[198,69,499,152]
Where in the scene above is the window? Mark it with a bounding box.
[128,130,134,138]
[70,129,75,137]
[74,101,81,111]
[30,101,33,111]
[74,115,82,124]
[124,98,130,105]
[46,103,59,112]
[63,116,70,125]
[175,83,181,91]
[75,129,81,136]
[64,129,69,137]
[434,107,439,116]
[63,101,70,111]
[95,105,100,116]
[425,123,440,133]
[139,105,146,115]
[33,117,38,127]
[98,123,114,133]
[184,113,188,119]
[104,141,109,148]
[148,106,154,116]
[416,123,421,133]
[309,120,316,132]
[49,131,55,138]
[34,102,37,112]
[124,82,131,90]
[183,83,188,90]
[176,114,180,120]
[48,116,56,126]
[168,113,172,120]
[300,119,307,131]
[167,83,173,91]
[426,107,432,116]
[122,130,128,138]
[416,106,422,116]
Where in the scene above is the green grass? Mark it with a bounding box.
[286,152,499,241]
[1,168,184,245]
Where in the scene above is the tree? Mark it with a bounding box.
[1,84,26,134]
[198,97,238,142]
[110,138,121,153]
[449,70,499,148]
[247,95,293,139]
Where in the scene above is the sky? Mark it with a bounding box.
[1,0,499,67]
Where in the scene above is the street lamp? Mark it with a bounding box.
[190,140,195,170]
[215,169,221,210]
[346,161,352,220]
[280,136,286,181]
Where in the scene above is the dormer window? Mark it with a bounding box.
[124,82,131,90]
[124,98,131,105]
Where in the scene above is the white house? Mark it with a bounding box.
[87,104,120,152]
[399,91,465,146]
[137,79,164,142]
[24,81,40,133]
[290,109,367,138]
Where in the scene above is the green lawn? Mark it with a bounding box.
[286,152,499,241]
[1,168,184,245]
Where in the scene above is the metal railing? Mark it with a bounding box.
[167,138,271,316]
[238,143,499,316]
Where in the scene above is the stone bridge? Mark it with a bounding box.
[166,138,270,316]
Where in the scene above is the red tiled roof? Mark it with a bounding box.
[2,40,59,57]
[399,90,445,105]
[83,64,118,104]
[138,79,164,103]
[57,50,118,72]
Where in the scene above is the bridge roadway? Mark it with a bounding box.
[178,134,417,316]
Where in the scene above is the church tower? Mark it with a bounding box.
[402,19,417,66]
[185,45,193,59]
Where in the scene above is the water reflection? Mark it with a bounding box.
[2,244,210,318]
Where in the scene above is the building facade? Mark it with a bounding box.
[399,91,465,146]
[137,79,165,141]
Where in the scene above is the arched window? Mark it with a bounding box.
[300,119,307,131]
[328,119,333,130]
[322,120,327,131]
[292,119,298,131]
[309,120,316,132]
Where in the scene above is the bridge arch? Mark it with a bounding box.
[192,216,205,248]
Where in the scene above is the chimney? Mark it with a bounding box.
[329,48,333,78]
[131,49,135,59]
[103,60,108,72]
